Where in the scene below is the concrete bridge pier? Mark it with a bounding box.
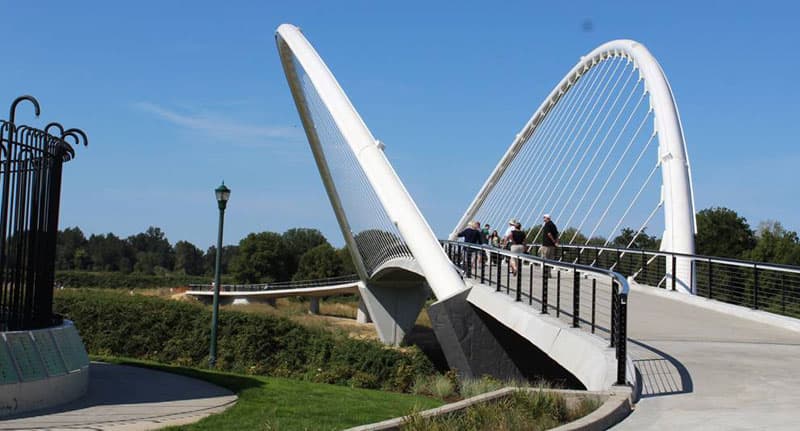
[309,297,320,314]
[429,286,584,388]
[358,272,429,346]
[356,297,372,323]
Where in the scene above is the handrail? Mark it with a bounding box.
[188,274,360,292]
[440,240,630,386]
[537,242,800,274]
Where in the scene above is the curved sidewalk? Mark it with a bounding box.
[614,287,800,430]
[0,362,236,430]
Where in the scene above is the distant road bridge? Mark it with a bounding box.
[275,23,800,429]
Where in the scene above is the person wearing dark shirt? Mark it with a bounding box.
[539,214,559,260]
[457,221,482,276]
[507,222,525,275]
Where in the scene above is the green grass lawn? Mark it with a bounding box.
[97,357,443,431]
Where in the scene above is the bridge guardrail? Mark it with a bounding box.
[530,243,800,319]
[441,240,629,386]
[188,274,360,292]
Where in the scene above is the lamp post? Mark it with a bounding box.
[209,181,230,368]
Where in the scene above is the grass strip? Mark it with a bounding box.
[95,356,442,431]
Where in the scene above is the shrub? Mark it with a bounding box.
[54,290,435,392]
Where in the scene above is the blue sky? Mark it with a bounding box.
[1,1,797,249]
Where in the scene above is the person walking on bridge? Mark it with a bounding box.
[457,221,482,276]
[539,214,559,260]
[507,222,526,275]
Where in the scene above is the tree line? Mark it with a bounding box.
[56,226,356,283]
[56,206,800,285]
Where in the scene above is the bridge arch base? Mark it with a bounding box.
[359,268,430,346]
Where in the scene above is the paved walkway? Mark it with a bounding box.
[0,363,237,430]
[613,287,800,430]
[474,260,800,429]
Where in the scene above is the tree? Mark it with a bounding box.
[56,227,87,270]
[613,228,660,250]
[174,240,205,275]
[293,243,345,281]
[204,245,239,275]
[127,226,175,271]
[337,246,357,275]
[695,207,755,258]
[86,233,133,272]
[231,232,287,283]
[745,221,800,266]
[282,228,328,277]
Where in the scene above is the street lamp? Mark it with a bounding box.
[209,181,230,367]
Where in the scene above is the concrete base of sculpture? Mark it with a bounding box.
[358,272,429,346]
[429,287,584,388]
[0,320,90,418]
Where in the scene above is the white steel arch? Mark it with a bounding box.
[276,24,464,300]
[452,39,696,291]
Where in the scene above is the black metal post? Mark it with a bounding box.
[671,255,677,291]
[610,280,616,348]
[641,250,646,283]
[496,253,502,292]
[515,257,522,302]
[708,259,713,299]
[573,270,580,328]
[529,263,533,305]
[781,273,786,314]
[541,263,548,314]
[753,264,759,310]
[616,290,628,386]
[480,249,485,283]
[556,271,561,318]
[592,278,597,334]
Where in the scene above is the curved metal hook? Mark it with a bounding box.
[9,95,41,125]
[63,128,88,146]
[45,122,64,137]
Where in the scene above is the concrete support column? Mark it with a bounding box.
[309,297,320,315]
[358,277,429,346]
[356,296,372,323]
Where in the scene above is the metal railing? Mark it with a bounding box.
[441,240,629,386]
[0,96,87,331]
[188,274,360,292]
[531,243,800,319]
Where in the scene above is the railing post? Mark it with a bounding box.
[616,289,628,386]
[753,264,759,310]
[591,278,596,333]
[506,258,511,295]
[671,255,677,291]
[496,253,502,292]
[573,270,580,328]
[610,279,616,347]
[480,249,485,283]
[708,258,713,299]
[781,273,786,314]
[541,263,549,313]
[515,257,522,302]
[556,271,561,318]
[529,263,534,305]
[641,250,646,283]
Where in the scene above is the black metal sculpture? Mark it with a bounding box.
[0,95,87,331]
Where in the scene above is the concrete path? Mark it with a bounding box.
[612,287,800,430]
[0,363,236,431]
[470,260,800,429]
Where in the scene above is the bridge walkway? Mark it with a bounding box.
[473,258,800,429]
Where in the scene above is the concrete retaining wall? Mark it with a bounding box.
[0,320,90,418]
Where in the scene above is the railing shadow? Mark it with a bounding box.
[627,338,693,402]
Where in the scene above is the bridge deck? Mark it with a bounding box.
[475,259,800,430]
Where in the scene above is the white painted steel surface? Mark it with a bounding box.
[452,40,695,291]
[276,24,464,299]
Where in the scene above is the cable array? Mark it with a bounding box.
[290,54,412,276]
[471,54,664,247]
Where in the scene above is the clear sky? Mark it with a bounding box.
[1,1,798,249]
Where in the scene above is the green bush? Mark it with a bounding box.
[54,290,434,392]
[55,270,233,289]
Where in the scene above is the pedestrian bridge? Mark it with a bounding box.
[275,23,800,429]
